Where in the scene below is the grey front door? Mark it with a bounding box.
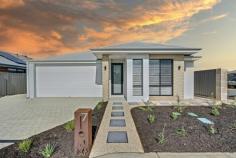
[111,63,123,95]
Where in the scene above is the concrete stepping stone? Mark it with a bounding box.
[112,106,123,110]
[111,111,124,117]
[188,112,198,117]
[113,102,122,105]
[197,118,214,125]
[128,102,138,105]
[107,131,128,143]
[110,119,126,127]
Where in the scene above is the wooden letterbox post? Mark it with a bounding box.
[74,108,92,157]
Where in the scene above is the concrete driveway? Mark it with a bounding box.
[0,94,101,149]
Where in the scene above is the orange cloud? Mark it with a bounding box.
[0,0,24,9]
[0,28,72,58]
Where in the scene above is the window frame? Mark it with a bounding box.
[149,59,173,96]
[132,59,143,96]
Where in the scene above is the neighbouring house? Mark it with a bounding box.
[0,51,30,97]
[0,51,28,73]
[27,41,201,102]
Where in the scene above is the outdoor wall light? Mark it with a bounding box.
[178,66,181,70]
[104,66,107,71]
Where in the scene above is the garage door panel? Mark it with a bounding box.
[36,65,102,97]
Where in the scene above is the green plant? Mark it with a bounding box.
[170,112,181,120]
[208,125,216,134]
[156,124,167,144]
[211,106,220,116]
[64,120,75,132]
[209,92,223,109]
[95,101,104,110]
[138,106,153,112]
[173,95,186,113]
[18,139,32,153]
[176,127,187,137]
[230,99,236,108]
[40,144,55,158]
[147,114,156,124]
[230,121,236,130]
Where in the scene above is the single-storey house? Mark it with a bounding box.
[27,42,201,102]
[0,51,27,73]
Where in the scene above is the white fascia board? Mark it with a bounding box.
[93,50,198,54]
[184,56,202,61]
[28,60,98,64]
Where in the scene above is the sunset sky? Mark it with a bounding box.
[0,0,235,70]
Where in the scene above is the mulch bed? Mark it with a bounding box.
[0,102,107,158]
[131,105,236,152]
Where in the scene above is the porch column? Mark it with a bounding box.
[216,69,228,101]
[102,55,109,101]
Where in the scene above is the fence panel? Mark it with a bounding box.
[194,69,216,98]
[0,72,26,97]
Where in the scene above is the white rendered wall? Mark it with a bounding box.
[35,63,102,97]
[126,55,149,102]
[27,62,36,98]
[184,61,194,99]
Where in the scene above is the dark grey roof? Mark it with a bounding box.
[91,41,201,51]
[0,51,26,65]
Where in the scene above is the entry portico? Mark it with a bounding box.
[92,41,201,102]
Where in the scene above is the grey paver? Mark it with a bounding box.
[107,131,128,143]
[112,106,123,110]
[113,102,122,105]
[110,119,126,127]
[111,111,124,117]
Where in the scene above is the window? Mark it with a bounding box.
[149,59,173,96]
[133,59,143,96]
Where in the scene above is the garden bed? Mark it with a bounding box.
[131,105,236,152]
[0,101,107,158]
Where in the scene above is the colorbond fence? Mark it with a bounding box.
[0,72,26,97]
[194,69,228,100]
[194,69,216,98]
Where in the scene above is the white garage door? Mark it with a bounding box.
[35,64,102,97]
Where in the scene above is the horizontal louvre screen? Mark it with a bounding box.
[133,59,143,96]
[149,59,173,96]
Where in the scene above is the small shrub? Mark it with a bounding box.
[156,124,167,144]
[147,114,156,124]
[95,101,104,110]
[64,120,75,132]
[211,106,220,116]
[230,121,236,130]
[230,99,236,108]
[176,127,187,137]
[40,144,55,158]
[18,139,32,153]
[171,112,181,120]
[138,106,153,112]
[208,125,216,134]
[173,95,186,113]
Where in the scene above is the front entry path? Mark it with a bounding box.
[95,152,236,158]
[89,97,144,158]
